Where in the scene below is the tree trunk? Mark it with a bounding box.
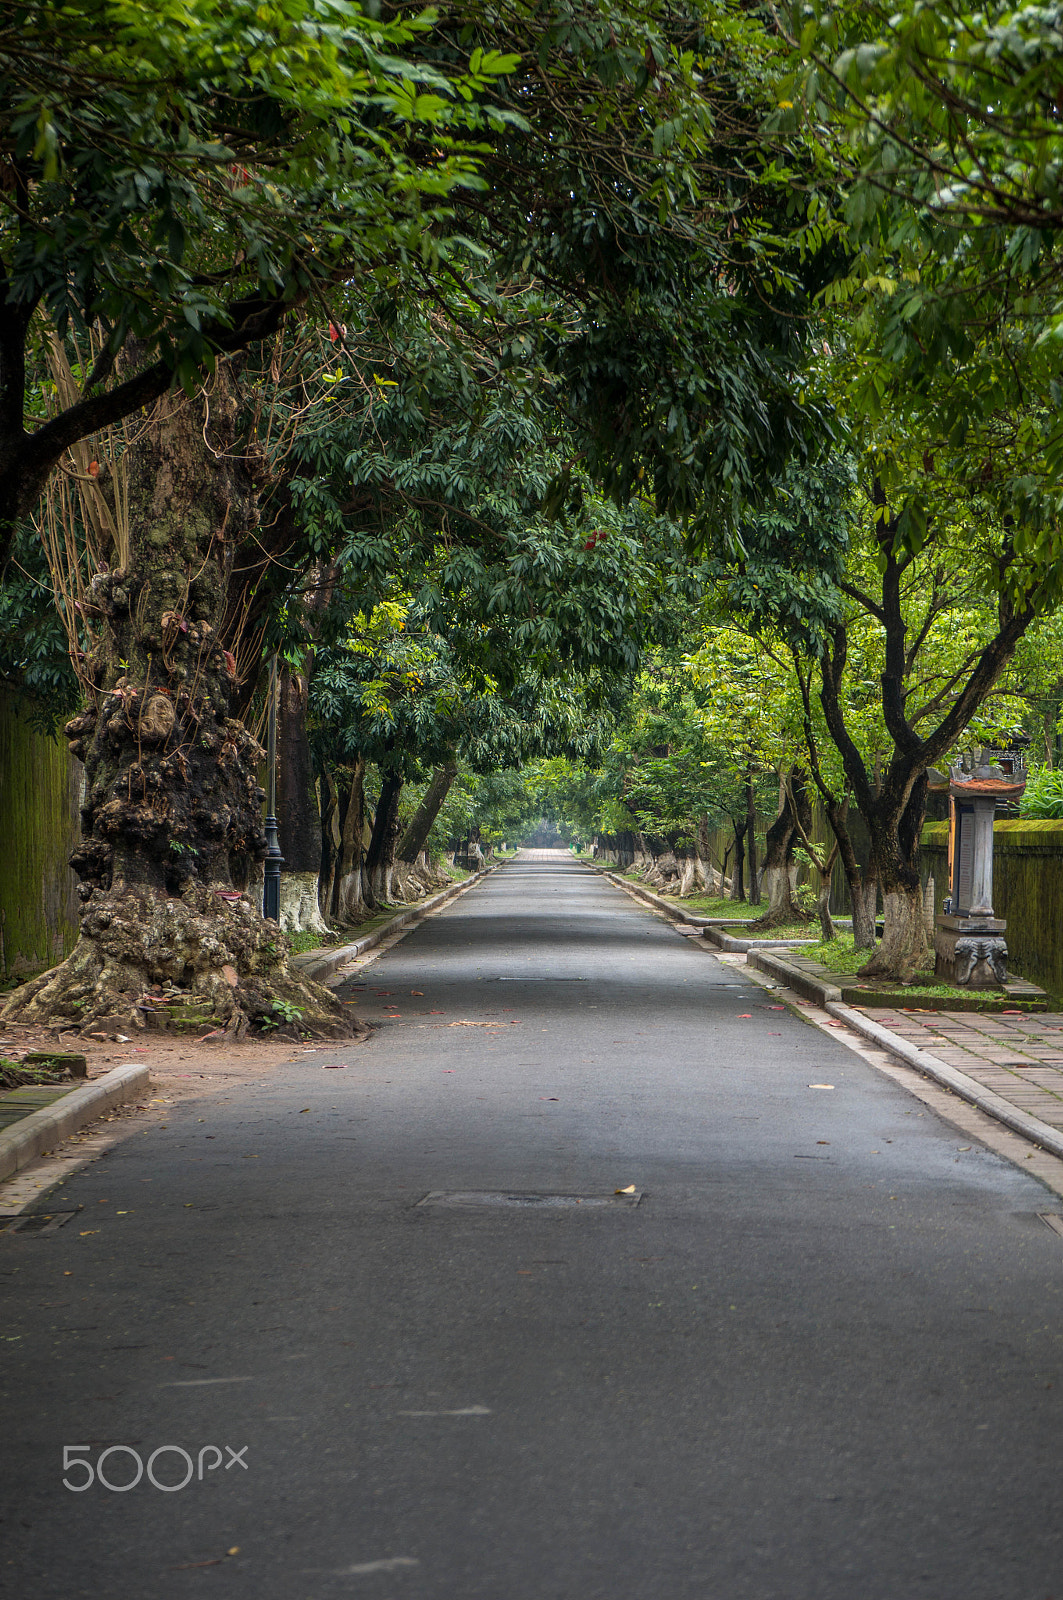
[729,819,747,901]
[276,665,327,935]
[820,796,877,951]
[745,777,760,906]
[852,871,878,950]
[319,769,342,918]
[857,776,930,980]
[364,772,403,907]
[333,758,367,923]
[3,374,359,1039]
[815,885,833,940]
[753,772,810,928]
[397,761,457,863]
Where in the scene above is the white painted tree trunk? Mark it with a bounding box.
[279,871,329,935]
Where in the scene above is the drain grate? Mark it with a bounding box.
[417,1190,642,1209]
[0,1210,80,1236]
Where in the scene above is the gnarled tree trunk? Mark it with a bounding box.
[3,375,360,1040]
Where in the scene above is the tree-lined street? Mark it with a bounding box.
[3,855,1063,1597]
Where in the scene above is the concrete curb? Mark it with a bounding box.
[746,947,1063,1162]
[748,947,844,1004]
[584,866,820,952]
[0,1064,151,1183]
[295,863,500,983]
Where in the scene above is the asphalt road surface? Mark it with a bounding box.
[3,853,1063,1599]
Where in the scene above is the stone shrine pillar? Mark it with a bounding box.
[933,765,1024,988]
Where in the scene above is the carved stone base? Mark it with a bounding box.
[934,915,1008,988]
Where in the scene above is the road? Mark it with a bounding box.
[3,852,1063,1598]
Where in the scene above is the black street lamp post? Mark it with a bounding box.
[262,655,284,922]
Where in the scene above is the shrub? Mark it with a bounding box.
[1019,768,1063,819]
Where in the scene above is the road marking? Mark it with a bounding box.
[163,1376,255,1387]
[333,1558,420,1576]
[395,1405,491,1417]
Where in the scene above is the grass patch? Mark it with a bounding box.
[799,933,986,999]
[286,929,340,955]
[658,891,813,927]
[799,932,868,973]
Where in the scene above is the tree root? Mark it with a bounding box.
[1,882,366,1041]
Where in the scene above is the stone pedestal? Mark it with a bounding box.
[933,765,1024,989]
[934,914,1008,988]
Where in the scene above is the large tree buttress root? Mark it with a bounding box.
[2,882,363,1040]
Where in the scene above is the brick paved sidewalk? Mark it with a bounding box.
[856,1007,1063,1136]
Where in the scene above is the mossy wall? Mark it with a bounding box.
[922,819,1063,1000]
[0,690,82,982]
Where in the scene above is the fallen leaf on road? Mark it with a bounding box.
[808,1084,835,1090]
[323,1064,347,1070]
[770,1005,785,1010]
[615,1184,637,1195]
[79,1230,99,1236]
[411,991,424,996]
[299,1108,310,1113]
[958,1146,972,1151]
[737,1014,752,1019]
[429,1010,446,1014]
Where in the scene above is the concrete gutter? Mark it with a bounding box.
[0,1064,150,1183]
[294,863,499,983]
[747,946,1063,1163]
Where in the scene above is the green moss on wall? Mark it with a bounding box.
[921,817,1063,1001]
[0,690,81,982]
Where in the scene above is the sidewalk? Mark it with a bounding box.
[856,1005,1063,1135]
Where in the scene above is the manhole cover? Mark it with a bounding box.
[416,1190,642,1209]
[0,1210,80,1236]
